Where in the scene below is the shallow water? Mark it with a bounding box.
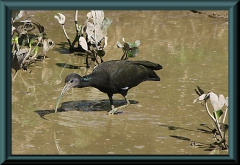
[12,10,228,155]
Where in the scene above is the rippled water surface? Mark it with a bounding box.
[12,10,228,155]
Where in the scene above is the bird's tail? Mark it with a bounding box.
[147,75,160,81]
[131,60,162,70]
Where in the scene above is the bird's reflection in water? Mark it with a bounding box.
[35,99,139,119]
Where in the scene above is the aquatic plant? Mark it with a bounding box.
[193,86,228,150]
[11,10,55,80]
[117,38,141,60]
[54,10,112,68]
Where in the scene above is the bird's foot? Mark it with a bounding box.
[108,108,118,115]
[108,102,130,115]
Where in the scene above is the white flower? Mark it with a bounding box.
[193,94,207,103]
[79,37,88,51]
[54,13,66,25]
[193,91,228,112]
[225,97,228,107]
[206,92,225,111]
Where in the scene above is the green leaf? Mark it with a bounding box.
[127,47,139,57]
[126,42,134,48]
[102,18,113,30]
[126,40,141,48]
[32,46,39,58]
[29,38,35,48]
[78,25,82,33]
[214,109,223,119]
[13,36,19,43]
[34,46,38,54]
[134,40,141,47]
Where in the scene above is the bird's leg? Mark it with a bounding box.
[107,94,116,115]
[125,96,130,105]
[108,94,130,115]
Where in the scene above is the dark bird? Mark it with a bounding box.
[55,60,162,114]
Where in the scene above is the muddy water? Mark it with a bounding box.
[12,10,228,155]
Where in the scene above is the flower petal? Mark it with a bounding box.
[193,94,206,103]
[217,94,225,110]
[198,94,206,101]
[79,37,88,51]
[207,92,218,111]
[225,97,228,107]
[54,13,66,24]
[193,98,199,103]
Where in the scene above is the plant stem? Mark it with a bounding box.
[205,102,216,122]
[61,25,72,49]
[206,102,227,148]
[222,107,228,124]
[75,10,79,33]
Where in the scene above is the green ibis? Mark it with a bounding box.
[55,60,162,115]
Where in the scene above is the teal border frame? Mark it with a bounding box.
[0,0,239,164]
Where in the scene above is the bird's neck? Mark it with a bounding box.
[79,75,93,87]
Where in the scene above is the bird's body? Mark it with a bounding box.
[55,60,162,114]
[79,60,161,94]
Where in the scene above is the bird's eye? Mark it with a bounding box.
[70,80,74,83]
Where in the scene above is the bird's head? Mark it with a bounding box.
[55,73,82,113]
[65,73,82,88]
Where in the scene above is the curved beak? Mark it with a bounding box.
[55,82,72,113]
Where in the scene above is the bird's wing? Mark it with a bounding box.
[108,63,157,89]
[91,60,160,93]
[130,60,162,70]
